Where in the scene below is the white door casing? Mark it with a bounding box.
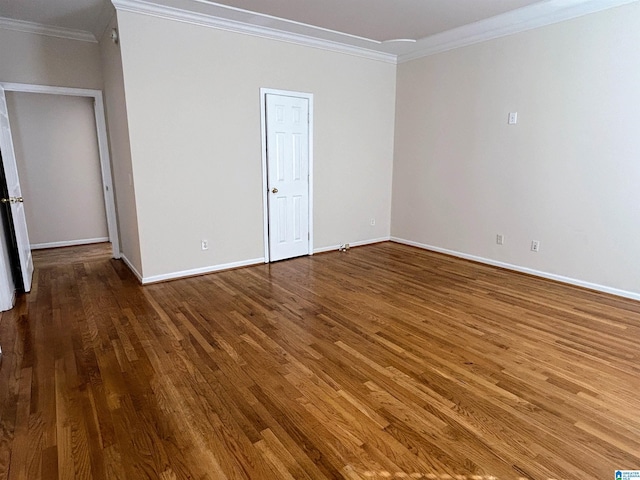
[0,85,33,292]
[262,90,313,262]
[0,83,120,261]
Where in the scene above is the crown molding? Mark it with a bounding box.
[0,16,96,43]
[398,0,639,63]
[1,0,637,59]
[94,3,117,43]
[111,0,397,64]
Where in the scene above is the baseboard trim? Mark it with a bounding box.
[141,257,265,285]
[314,236,391,254]
[136,238,391,284]
[390,237,640,302]
[31,237,109,250]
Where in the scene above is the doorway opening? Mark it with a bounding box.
[0,82,118,304]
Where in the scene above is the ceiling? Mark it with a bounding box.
[206,0,543,43]
[0,0,636,60]
[0,0,112,40]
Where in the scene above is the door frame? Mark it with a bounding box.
[260,88,314,263]
[0,82,121,260]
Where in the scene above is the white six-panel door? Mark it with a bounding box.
[265,93,310,262]
[0,85,33,292]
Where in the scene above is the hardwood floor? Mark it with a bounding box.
[1,241,639,480]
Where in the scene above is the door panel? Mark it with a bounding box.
[266,94,310,262]
[0,86,33,292]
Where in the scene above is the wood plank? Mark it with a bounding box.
[0,241,638,479]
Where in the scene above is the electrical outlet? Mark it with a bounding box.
[508,112,518,125]
[496,234,504,245]
[370,218,376,226]
[531,240,540,252]
[339,243,350,252]
[201,239,208,251]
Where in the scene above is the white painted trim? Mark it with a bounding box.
[390,237,640,302]
[0,82,121,260]
[92,94,121,259]
[314,236,391,254]
[0,16,96,43]
[120,253,143,282]
[0,238,15,312]
[260,90,269,263]
[94,4,117,43]
[31,237,109,250]
[141,257,265,284]
[1,0,631,61]
[111,0,396,64]
[0,83,101,99]
[308,96,314,257]
[260,88,314,263]
[398,0,639,63]
[110,0,634,64]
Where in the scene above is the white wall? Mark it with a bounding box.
[392,3,640,297]
[99,15,142,276]
[0,28,103,89]
[6,92,109,248]
[116,11,396,280]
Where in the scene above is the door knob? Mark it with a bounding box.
[271,188,278,194]
[1,197,23,204]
